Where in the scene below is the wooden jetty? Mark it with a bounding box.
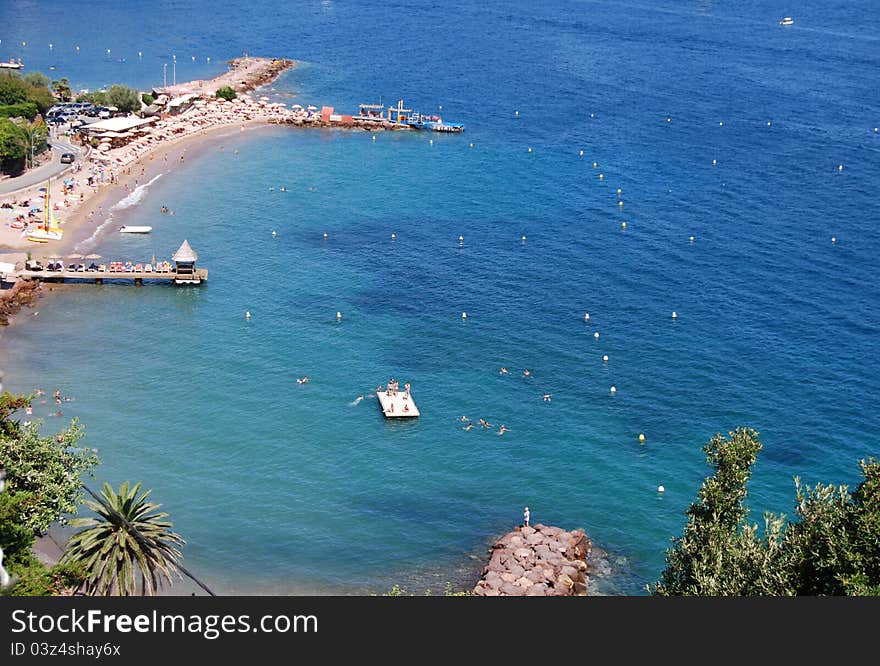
[0,240,207,286]
[376,384,420,418]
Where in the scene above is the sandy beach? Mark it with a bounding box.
[0,57,299,256]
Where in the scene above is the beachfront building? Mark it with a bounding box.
[78,116,158,152]
[165,93,200,116]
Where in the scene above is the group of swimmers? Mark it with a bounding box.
[25,388,74,418]
[460,414,508,435]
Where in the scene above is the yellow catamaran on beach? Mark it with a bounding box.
[24,181,64,243]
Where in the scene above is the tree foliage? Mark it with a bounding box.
[652,426,880,596]
[51,77,72,102]
[0,395,98,533]
[106,85,141,114]
[77,91,108,106]
[22,72,50,88]
[62,481,184,596]
[0,73,28,105]
[215,85,236,101]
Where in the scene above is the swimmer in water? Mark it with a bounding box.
[498,425,508,435]
[460,415,469,422]
[464,422,474,431]
[543,394,552,402]
[350,395,365,406]
[523,369,531,377]
[500,367,508,374]
[296,376,310,385]
[479,418,492,428]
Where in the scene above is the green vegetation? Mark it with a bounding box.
[106,85,141,115]
[0,117,48,175]
[383,583,472,596]
[215,85,237,101]
[652,427,880,596]
[77,91,108,107]
[141,93,155,106]
[0,70,55,118]
[61,481,184,596]
[22,72,50,88]
[0,71,55,173]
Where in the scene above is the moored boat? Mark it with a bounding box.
[779,17,794,26]
[119,225,153,233]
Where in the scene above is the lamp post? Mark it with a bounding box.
[163,62,167,87]
[172,54,176,85]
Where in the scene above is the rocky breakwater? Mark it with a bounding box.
[474,524,590,596]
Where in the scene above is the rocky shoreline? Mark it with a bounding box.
[473,524,591,596]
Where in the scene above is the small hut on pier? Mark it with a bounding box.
[172,239,200,283]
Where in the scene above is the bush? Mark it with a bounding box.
[215,85,236,101]
[141,93,155,106]
[106,85,141,115]
[0,102,38,120]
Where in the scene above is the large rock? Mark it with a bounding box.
[474,524,592,596]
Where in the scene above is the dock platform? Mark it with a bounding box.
[376,387,419,418]
[2,267,208,285]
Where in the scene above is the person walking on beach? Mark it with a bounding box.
[523,506,530,528]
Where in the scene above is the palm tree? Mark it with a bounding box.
[61,481,184,596]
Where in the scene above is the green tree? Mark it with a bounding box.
[0,73,28,105]
[77,91,108,106]
[62,481,184,596]
[51,77,72,102]
[215,85,236,101]
[106,85,141,115]
[0,118,27,174]
[141,93,154,106]
[22,72,50,88]
[25,84,56,115]
[0,397,98,533]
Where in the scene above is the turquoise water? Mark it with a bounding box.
[1,1,878,594]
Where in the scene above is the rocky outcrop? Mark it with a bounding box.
[473,524,590,596]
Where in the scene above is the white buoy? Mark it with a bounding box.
[767,121,772,126]
[191,55,196,61]
[245,311,251,320]
[658,485,665,493]
[138,51,142,58]
[618,200,623,207]
[666,117,671,122]
[874,128,879,133]
[515,110,519,116]
[590,113,595,118]
[621,222,627,230]
[689,235,695,243]
[391,233,396,239]
[617,188,622,196]
[579,149,584,156]
[719,121,723,126]
[838,164,844,172]
[372,135,376,141]
[521,235,526,242]
[639,433,646,442]
[49,43,53,49]
[831,236,837,243]
[712,159,717,165]
[336,311,342,320]
[323,232,328,239]
[461,311,467,320]
[75,46,80,51]
[610,385,617,394]
[594,331,600,339]
[528,147,532,152]
[469,143,474,148]
[429,139,433,145]
[584,313,590,321]
[672,311,678,319]
[599,173,604,180]
[459,235,464,244]
[602,354,609,362]
[271,230,277,237]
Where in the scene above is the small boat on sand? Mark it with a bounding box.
[119,225,152,233]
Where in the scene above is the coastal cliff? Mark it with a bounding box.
[474,524,591,596]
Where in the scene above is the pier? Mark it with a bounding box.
[0,240,207,286]
[376,382,419,418]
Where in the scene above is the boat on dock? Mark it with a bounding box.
[407,112,464,133]
[0,58,23,70]
[119,225,152,233]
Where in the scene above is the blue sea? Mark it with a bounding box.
[1,0,878,595]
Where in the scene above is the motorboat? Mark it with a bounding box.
[119,225,152,233]
[779,17,794,26]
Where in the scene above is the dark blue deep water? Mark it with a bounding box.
[1,1,878,594]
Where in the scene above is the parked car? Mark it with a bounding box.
[60,153,75,164]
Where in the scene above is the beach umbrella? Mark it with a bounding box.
[85,253,101,260]
[307,105,317,111]
[66,253,83,260]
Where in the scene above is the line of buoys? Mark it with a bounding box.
[639,433,645,442]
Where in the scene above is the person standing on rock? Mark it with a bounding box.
[523,506,530,528]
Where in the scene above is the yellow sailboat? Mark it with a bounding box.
[25,181,64,243]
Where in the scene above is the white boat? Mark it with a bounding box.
[779,17,794,26]
[119,225,152,233]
